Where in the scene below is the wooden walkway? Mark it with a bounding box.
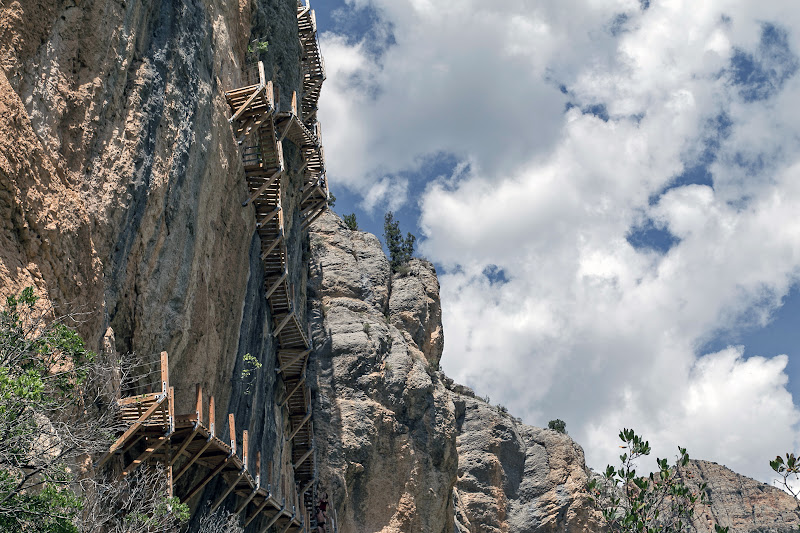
[96,353,310,532]
[99,1,332,530]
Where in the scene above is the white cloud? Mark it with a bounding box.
[318,0,800,483]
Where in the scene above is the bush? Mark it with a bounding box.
[588,428,729,533]
[383,211,415,272]
[548,419,567,434]
[343,213,358,231]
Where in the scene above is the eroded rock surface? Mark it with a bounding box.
[309,211,458,533]
[450,383,601,533]
[688,460,800,533]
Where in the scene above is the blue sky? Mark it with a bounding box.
[311,0,800,483]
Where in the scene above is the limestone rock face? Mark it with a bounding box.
[688,460,800,533]
[450,384,601,533]
[308,211,458,533]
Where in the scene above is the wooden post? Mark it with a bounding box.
[160,351,169,394]
[209,396,216,436]
[196,384,203,424]
[255,451,262,487]
[291,91,298,116]
[229,413,237,456]
[243,430,249,471]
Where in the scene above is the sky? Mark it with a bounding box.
[310,0,800,485]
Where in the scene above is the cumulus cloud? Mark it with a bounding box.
[318,0,800,482]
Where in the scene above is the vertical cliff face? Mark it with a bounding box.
[0,0,314,519]
[308,211,458,533]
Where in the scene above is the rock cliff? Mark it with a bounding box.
[3,1,800,532]
[308,211,458,533]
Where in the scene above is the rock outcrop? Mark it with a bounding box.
[308,211,458,533]
[688,460,800,533]
[449,383,601,533]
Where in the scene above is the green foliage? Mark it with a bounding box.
[770,453,800,508]
[548,419,567,434]
[240,353,262,395]
[247,40,269,54]
[0,288,98,531]
[363,323,371,336]
[383,211,416,272]
[343,213,359,231]
[327,192,336,209]
[588,429,729,533]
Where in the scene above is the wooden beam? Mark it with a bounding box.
[261,233,285,261]
[278,517,294,533]
[196,384,203,424]
[265,270,288,300]
[288,411,312,442]
[121,434,169,478]
[257,205,282,228]
[209,469,246,513]
[242,430,249,471]
[172,436,213,483]
[243,169,282,207]
[277,349,311,374]
[244,494,274,527]
[184,455,231,501]
[279,374,306,409]
[302,204,327,230]
[168,425,199,467]
[299,477,315,496]
[234,488,258,516]
[273,310,295,337]
[293,446,313,470]
[258,507,285,533]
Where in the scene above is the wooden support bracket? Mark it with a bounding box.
[210,469,246,513]
[273,310,295,337]
[277,349,311,374]
[288,411,312,442]
[258,507,284,533]
[96,394,168,468]
[234,487,258,516]
[184,455,231,502]
[243,169,282,207]
[279,374,306,409]
[293,445,314,470]
[265,270,289,300]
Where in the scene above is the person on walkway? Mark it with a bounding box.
[316,491,329,533]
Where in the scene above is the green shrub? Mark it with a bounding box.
[383,211,415,272]
[548,419,567,434]
[344,213,358,231]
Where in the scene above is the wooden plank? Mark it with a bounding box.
[278,518,294,533]
[229,413,237,456]
[209,395,216,436]
[118,392,160,406]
